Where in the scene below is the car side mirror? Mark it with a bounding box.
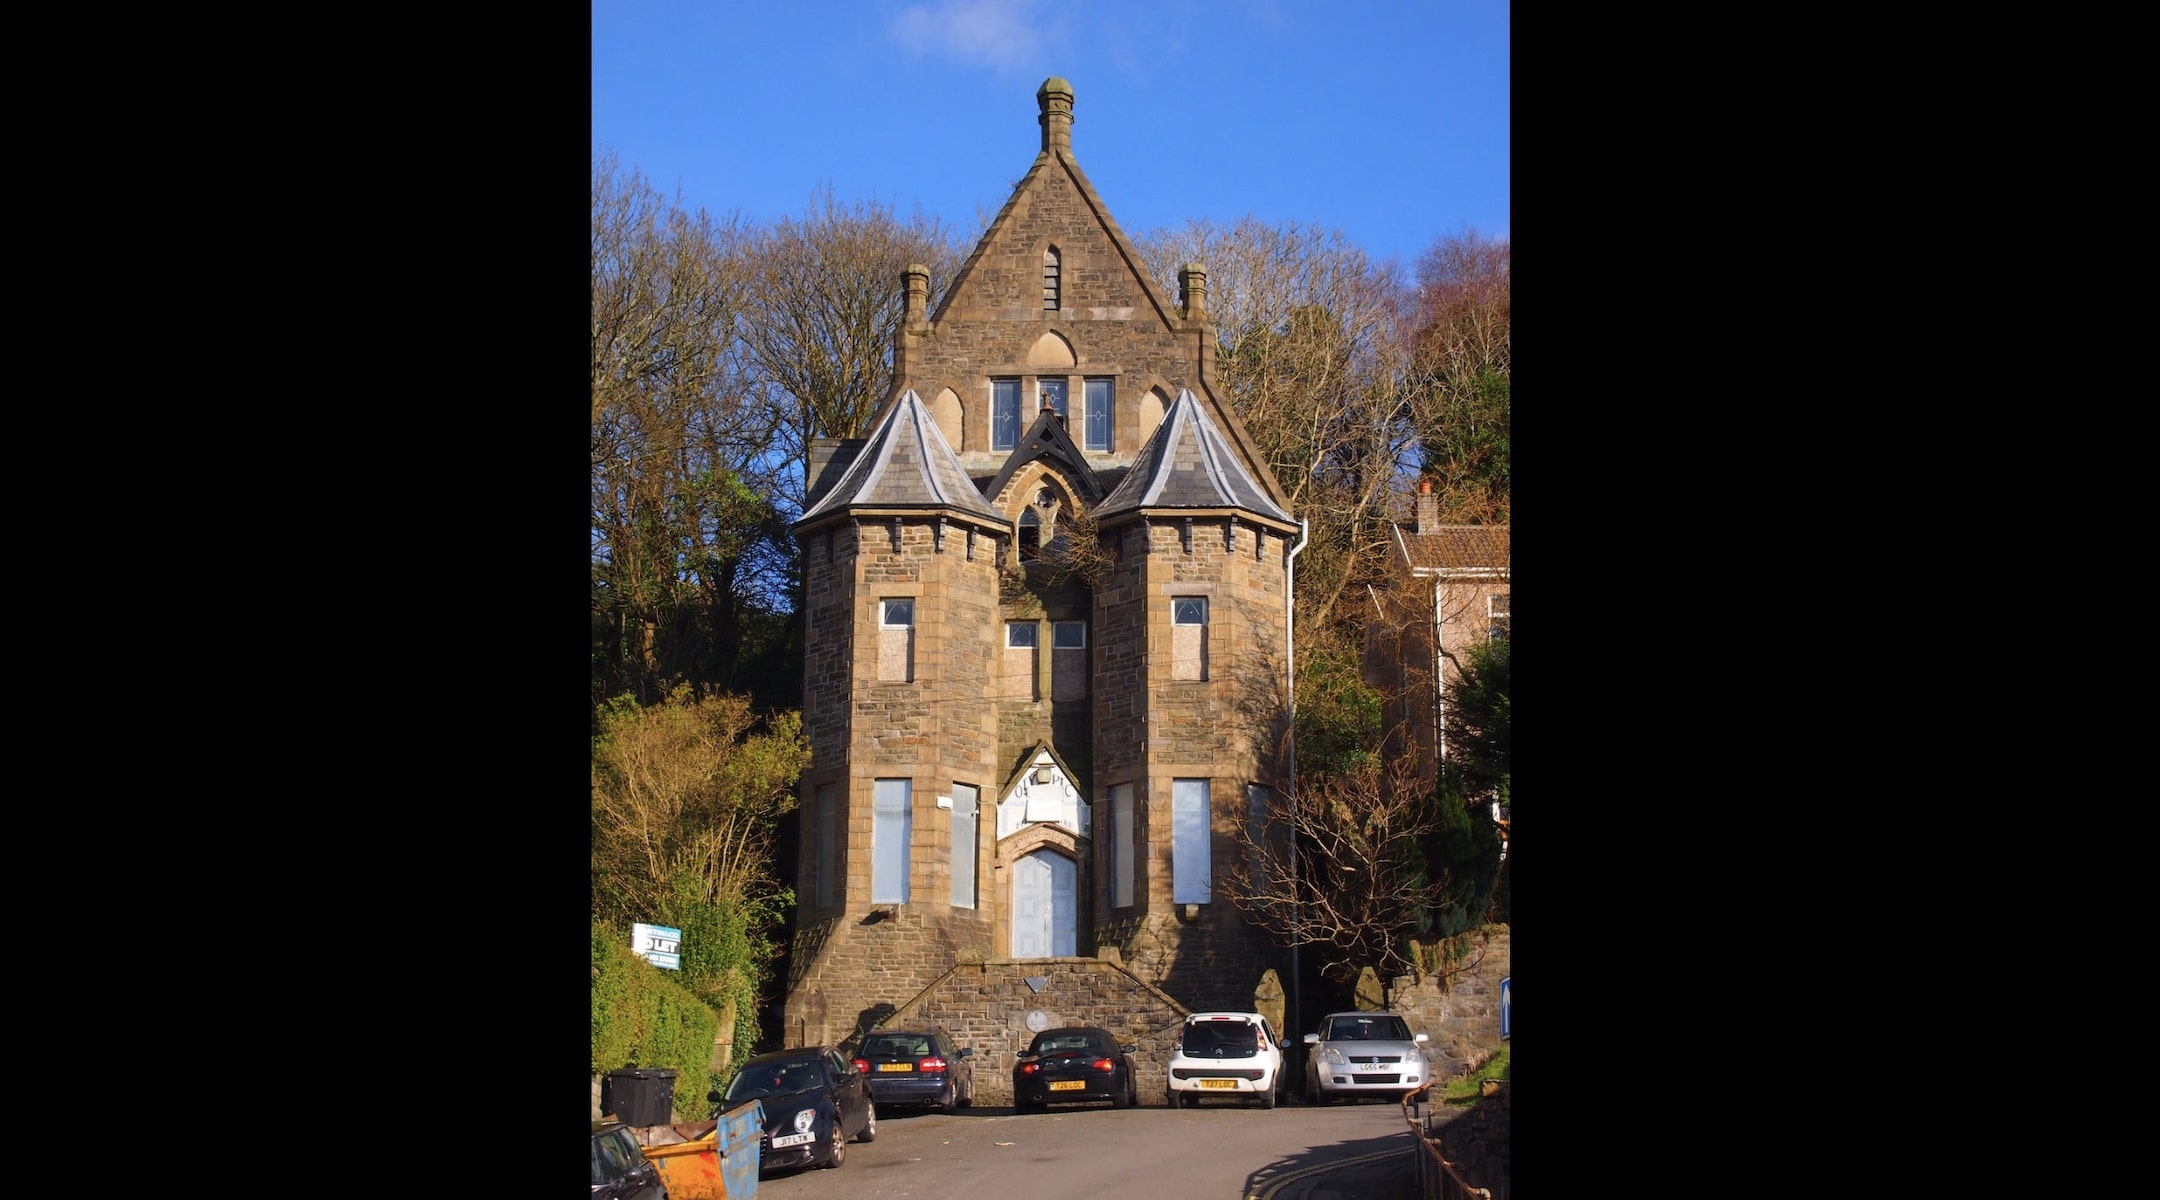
[957,1047,975,1058]
[1413,1033,1430,1043]
[1120,1043,1138,1054]
[707,1089,723,1104]
[1302,1033,1319,1045]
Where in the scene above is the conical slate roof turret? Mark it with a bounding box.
[796,390,1005,527]
[1093,389,1292,523]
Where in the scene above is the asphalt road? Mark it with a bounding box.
[741,1097,1429,1200]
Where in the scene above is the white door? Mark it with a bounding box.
[1012,850,1077,958]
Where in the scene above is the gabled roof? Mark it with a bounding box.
[1397,524,1510,574]
[794,389,1005,529]
[1093,389,1293,524]
[985,407,1107,506]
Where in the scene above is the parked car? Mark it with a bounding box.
[591,1120,669,1200]
[852,1024,977,1113]
[712,1045,875,1173]
[1012,1025,1139,1111]
[1165,1010,1288,1108]
[1301,1010,1434,1104]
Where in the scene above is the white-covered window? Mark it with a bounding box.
[1172,596,1208,681]
[873,778,911,904]
[1172,778,1211,904]
[1084,377,1112,451]
[950,783,979,909]
[1489,593,1510,642]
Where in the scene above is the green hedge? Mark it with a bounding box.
[591,921,721,1122]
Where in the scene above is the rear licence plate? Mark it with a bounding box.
[1201,1079,1237,1089]
[1050,1080,1085,1091]
[879,1063,912,1072]
[771,1132,816,1147]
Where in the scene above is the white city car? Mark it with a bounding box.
[1164,1011,1288,1109]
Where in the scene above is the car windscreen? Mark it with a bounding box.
[1183,1020,1259,1055]
[1326,1015,1410,1041]
[726,1057,825,1100]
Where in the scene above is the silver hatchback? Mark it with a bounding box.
[1301,1010,1433,1103]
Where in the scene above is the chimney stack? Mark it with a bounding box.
[902,263,928,324]
[1417,477,1438,534]
[1179,263,1209,321]
[1037,77,1074,153]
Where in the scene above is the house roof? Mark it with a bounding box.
[1093,389,1294,524]
[1397,523,1511,573]
[795,389,1006,529]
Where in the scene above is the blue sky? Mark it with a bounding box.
[592,1,1509,275]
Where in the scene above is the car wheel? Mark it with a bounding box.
[1178,1091,1197,1110]
[1262,1081,1277,1109]
[961,1078,974,1108]
[1110,1077,1130,1109]
[857,1100,877,1143]
[823,1122,846,1169]
[940,1081,957,1115]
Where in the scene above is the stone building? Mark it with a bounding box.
[780,79,1304,1078]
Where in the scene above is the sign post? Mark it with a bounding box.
[632,922,683,971]
[1499,976,1510,1040]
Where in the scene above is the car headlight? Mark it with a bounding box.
[792,1108,817,1134]
[1318,1047,1346,1066]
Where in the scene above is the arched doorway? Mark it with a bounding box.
[1011,849,1076,957]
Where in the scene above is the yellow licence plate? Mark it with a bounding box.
[1050,1080,1086,1091]
[878,1063,912,1072]
[1201,1079,1237,1089]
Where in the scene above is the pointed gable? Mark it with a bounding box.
[1093,389,1292,523]
[796,389,1005,527]
[986,406,1108,506]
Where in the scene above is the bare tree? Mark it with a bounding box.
[1214,750,1455,988]
[1404,230,1510,525]
[593,150,783,709]
[737,185,967,512]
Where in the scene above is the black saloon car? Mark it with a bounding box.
[591,1120,668,1200]
[1012,1025,1139,1111]
[851,1024,977,1113]
[713,1046,875,1173]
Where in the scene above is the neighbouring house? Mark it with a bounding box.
[1366,479,1510,843]
[779,79,1303,1086]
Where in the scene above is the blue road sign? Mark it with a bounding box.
[1500,976,1510,1040]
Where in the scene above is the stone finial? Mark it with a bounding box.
[1037,77,1074,153]
[1179,263,1209,320]
[903,263,929,323]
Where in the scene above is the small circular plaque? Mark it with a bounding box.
[1026,1009,1050,1032]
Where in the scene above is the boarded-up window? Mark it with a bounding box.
[1043,247,1060,310]
[1109,782,1134,908]
[879,598,914,682]
[873,778,911,904]
[1172,779,1211,904]
[950,783,978,909]
[811,782,838,908]
[1172,597,1207,680]
[1052,621,1087,700]
[1005,621,1039,700]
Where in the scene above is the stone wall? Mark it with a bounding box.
[885,955,1190,1105]
[1385,925,1511,1078]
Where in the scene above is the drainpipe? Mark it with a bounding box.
[1284,517,1308,1046]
